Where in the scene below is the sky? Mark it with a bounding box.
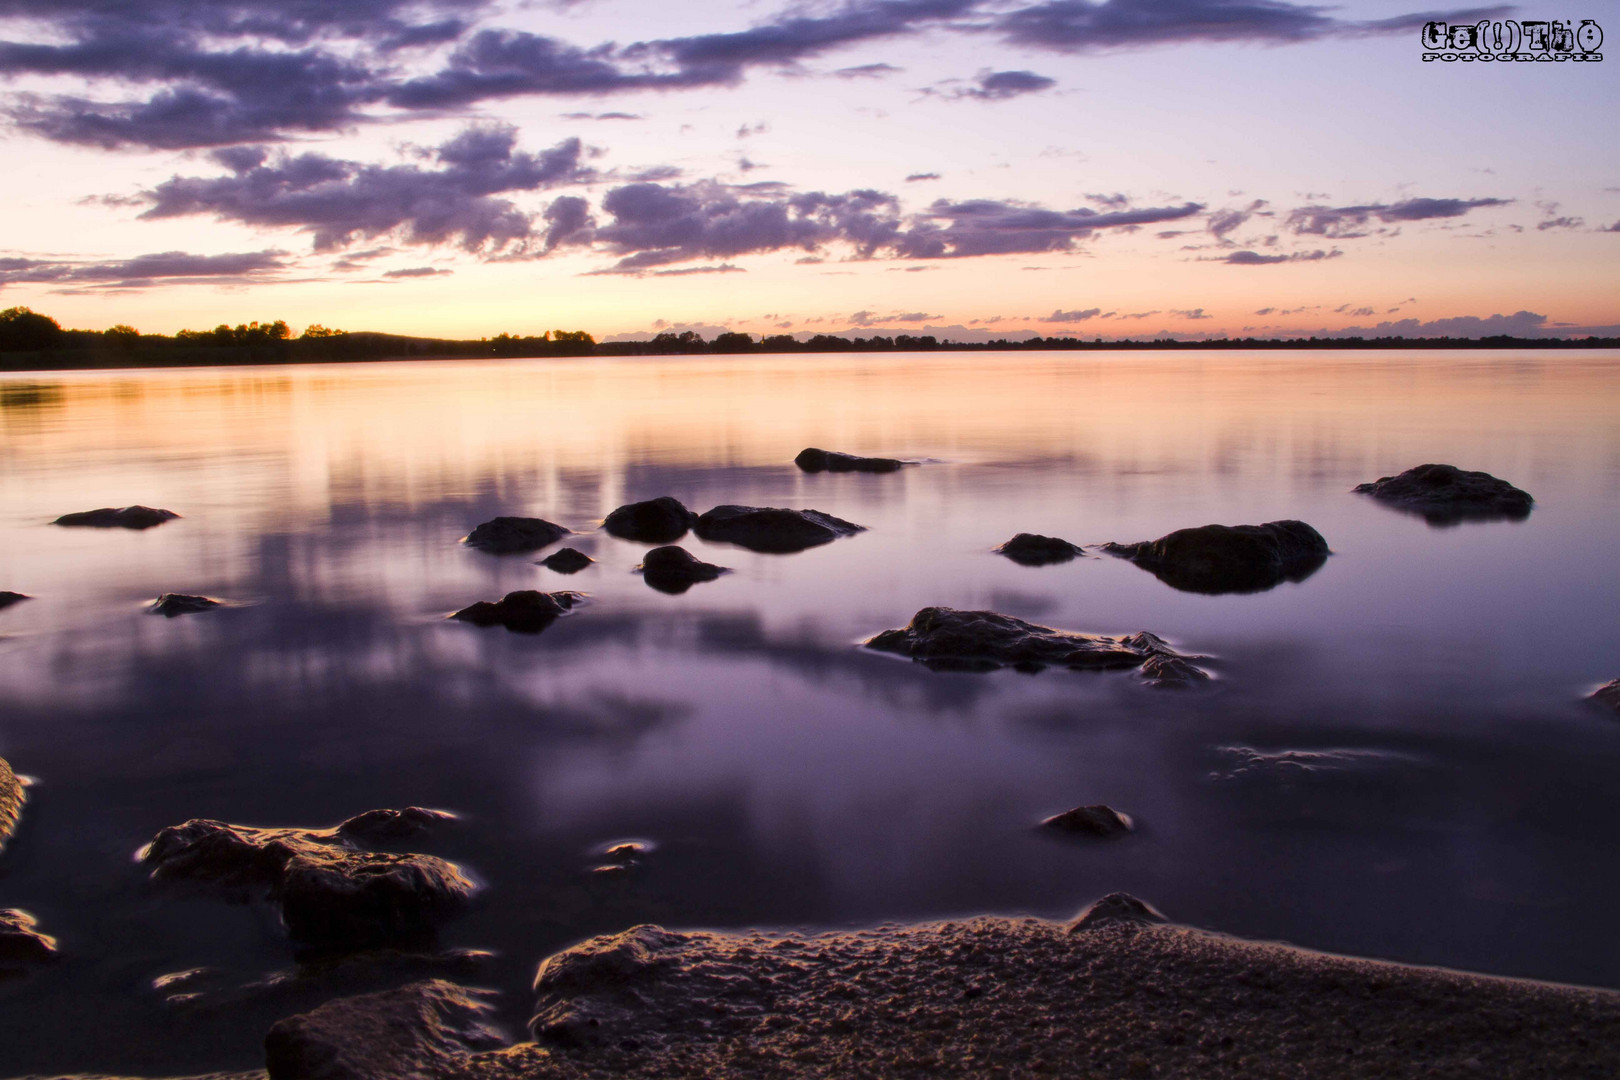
[0,0,1615,342]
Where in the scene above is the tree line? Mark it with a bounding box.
[3,306,1616,369]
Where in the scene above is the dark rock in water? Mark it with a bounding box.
[1101,520,1329,594]
[1590,680,1620,716]
[1039,804,1134,839]
[0,909,58,970]
[864,607,1209,686]
[451,590,584,633]
[338,807,456,844]
[995,533,1086,566]
[0,755,24,856]
[141,815,477,949]
[0,591,29,611]
[1353,464,1533,525]
[265,979,507,1080]
[539,546,593,574]
[151,592,223,617]
[53,505,179,529]
[795,447,905,473]
[636,546,728,594]
[463,516,570,554]
[1070,892,1167,931]
[603,497,699,543]
[694,504,865,553]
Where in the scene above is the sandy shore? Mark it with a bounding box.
[18,897,1620,1079]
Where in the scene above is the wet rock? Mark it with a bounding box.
[794,447,905,473]
[463,516,570,554]
[531,925,683,1045]
[151,593,223,617]
[0,590,28,611]
[1039,804,1134,839]
[1101,520,1329,594]
[337,807,456,844]
[450,590,584,634]
[603,497,699,543]
[265,979,507,1080]
[601,842,652,863]
[1589,680,1620,716]
[141,815,476,949]
[0,908,58,970]
[864,607,1209,685]
[694,504,865,553]
[1,755,24,856]
[636,546,728,594]
[53,505,179,529]
[539,546,593,574]
[1070,892,1167,931]
[995,533,1086,566]
[1353,463,1533,525]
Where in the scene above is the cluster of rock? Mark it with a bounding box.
[140,808,474,949]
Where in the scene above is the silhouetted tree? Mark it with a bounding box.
[711,332,756,353]
[0,306,64,351]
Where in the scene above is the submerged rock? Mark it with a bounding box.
[1590,680,1620,716]
[463,516,570,554]
[1070,892,1168,931]
[603,497,699,543]
[539,546,594,574]
[265,979,507,1080]
[636,546,728,594]
[694,504,865,553]
[53,505,179,529]
[337,807,456,845]
[1101,520,1329,594]
[995,532,1086,566]
[0,590,29,611]
[864,607,1209,685]
[0,755,23,856]
[1039,804,1134,839]
[141,813,476,949]
[0,908,58,970]
[151,593,223,617]
[794,447,906,473]
[1353,464,1533,524]
[451,590,584,633]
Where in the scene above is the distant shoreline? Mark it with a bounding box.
[4,333,1619,375]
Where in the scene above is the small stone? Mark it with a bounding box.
[995,533,1086,566]
[1353,464,1533,525]
[694,504,865,553]
[1070,893,1168,931]
[463,516,570,554]
[53,505,179,529]
[1038,804,1134,839]
[450,590,584,633]
[636,545,728,594]
[539,546,593,573]
[150,592,223,617]
[795,447,906,473]
[603,497,699,543]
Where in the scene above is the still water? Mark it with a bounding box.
[1,350,1618,1073]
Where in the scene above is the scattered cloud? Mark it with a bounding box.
[938,69,1057,101]
[1041,307,1102,322]
[0,248,289,289]
[562,111,644,121]
[835,62,903,78]
[1220,248,1341,265]
[138,125,591,253]
[1171,307,1212,319]
[906,173,942,182]
[1286,196,1510,238]
[381,266,453,278]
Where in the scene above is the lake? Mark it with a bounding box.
[1,350,1618,1074]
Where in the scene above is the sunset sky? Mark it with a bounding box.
[0,0,1615,342]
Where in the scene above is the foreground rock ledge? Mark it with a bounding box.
[1354,463,1534,525]
[1102,520,1329,595]
[431,900,1620,1079]
[864,607,1209,686]
[694,505,865,554]
[53,504,180,529]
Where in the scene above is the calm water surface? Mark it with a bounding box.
[2,350,1619,1073]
